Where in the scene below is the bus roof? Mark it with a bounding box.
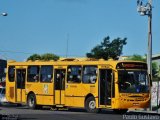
[7,58,146,69]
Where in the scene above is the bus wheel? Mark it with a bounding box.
[85,96,98,113]
[27,93,37,109]
[113,109,128,114]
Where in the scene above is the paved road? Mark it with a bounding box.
[0,105,160,120]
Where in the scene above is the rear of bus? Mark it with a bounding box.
[114,62,150,110]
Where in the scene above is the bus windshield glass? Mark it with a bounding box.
[118,70,149,93]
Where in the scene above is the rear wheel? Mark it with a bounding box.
[85,96,99,113]
[27,93,37,109]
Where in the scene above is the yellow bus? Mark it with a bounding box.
[6,58,151,113]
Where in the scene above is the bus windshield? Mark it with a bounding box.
[118,70,149,93]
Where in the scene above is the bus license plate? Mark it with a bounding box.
[133,103,139,106]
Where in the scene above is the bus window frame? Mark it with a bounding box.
[111,70,115,98]
[67,65,82,84]
[8,66,15,82]
[27,65,40,82]
[40,65,53,83]
[82,65,98,84]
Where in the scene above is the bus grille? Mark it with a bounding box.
[124,99,144,101]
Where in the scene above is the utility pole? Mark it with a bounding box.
[137,0,152,111]
[147,0,152,86]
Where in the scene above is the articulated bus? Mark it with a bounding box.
[6,58,151,113]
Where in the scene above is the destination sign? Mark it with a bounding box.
[116,62,147,69]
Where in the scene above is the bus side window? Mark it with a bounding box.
[27,66,40,82]
[40,66,53,82]
[67,66,81,83]
[82,66,97,84]
[8,66,15,82]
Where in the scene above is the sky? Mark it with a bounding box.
[0,0,160,61]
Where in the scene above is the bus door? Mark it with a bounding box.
[16,69,26,103]
[99,69,112,106]
[54,69,66,105]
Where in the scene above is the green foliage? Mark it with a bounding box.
[127,54,146,62]
[152,62,158,77]
[86,36,127,60]
[41,53,59,61]
[27,53,59,61]
[157,70,160,78]
[27,54,41,61]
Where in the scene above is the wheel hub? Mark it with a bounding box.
[89,100,96,109]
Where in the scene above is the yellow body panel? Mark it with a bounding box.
[6,86,15,103]
[16,89,26,102]
[61,91,65,104]
[25,82,54,105]
[55,91,60,104]
[54,90,65,105]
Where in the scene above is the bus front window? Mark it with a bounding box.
[118,70,149,93]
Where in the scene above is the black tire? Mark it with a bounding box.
[27,93,37,109]
[113,109,128,114]
[85,96,99,113]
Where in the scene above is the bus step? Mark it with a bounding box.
[56,105,64,107]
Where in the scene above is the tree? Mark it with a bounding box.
[127,54,145,62]
[27,53,59,61]
[86,36,127,60]
[157,69,160,78]
[152,62,158,78]
[41,53,59,61]
[27,54,41,61]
